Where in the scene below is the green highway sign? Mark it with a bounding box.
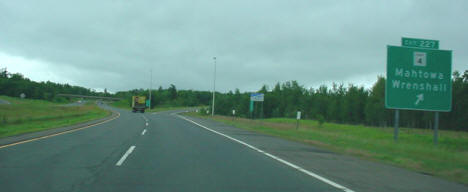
[386,45,452,111]
[402,37,439,49]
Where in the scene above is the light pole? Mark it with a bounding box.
[149,69,152,109]
[211,57,216,116]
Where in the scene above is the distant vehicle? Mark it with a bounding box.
[132,96,146,113]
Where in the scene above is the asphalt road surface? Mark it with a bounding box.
[0,106,466,192]
[0,107,342,192]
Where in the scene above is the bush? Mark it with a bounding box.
[2,115,7,124]
[198,107,210,116]
[52,96,67,103]
[13,117,23,124]
[316,114,325,126]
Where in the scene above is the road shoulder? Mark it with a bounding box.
[180,114,468,192]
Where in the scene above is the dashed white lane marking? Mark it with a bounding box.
[141,129,146,135]
[141,115,148,122]
[146,122,149,126]
[116,146,136,166]
[176,115,355,192]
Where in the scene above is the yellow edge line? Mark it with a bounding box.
[0,112,121,149]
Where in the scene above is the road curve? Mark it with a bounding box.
[1,105,466,192]
[0,106,343,192]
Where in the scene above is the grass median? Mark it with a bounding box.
[0,96,111,138]
[188,113,468,185]
[110,99,130,109]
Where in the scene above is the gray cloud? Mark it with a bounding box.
[1,0,467,92]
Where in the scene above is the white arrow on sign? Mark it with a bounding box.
[415,93,424,105]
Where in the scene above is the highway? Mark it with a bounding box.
[0,106,467,192]
[0,106,342,192]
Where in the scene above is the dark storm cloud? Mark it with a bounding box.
[1,0,467,92]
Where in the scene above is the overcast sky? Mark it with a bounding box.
[1,0,467,93]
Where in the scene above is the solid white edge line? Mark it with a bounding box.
[142,129,146,135]
[116,146,136,166]
[176,115,355,192]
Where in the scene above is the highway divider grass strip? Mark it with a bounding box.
[187,113,468,185]
[0,96,111,138]
[110,99,131,109]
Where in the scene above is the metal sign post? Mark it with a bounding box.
[249,100,254,119]
[394,109,399,141]
[260,102,264,119]
[434,112,439,145]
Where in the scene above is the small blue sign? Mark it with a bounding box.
[250,93,264,102]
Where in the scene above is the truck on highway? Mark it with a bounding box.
[132,96,147,113]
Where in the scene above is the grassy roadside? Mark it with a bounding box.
[188,112,468,185]
[110,99,130,109]
[0,96,111,138]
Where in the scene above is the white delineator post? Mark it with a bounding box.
[296,111,301,130]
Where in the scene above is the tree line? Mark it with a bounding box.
[114,84,212,108]
[2,68,467,131]
[118,70,467,131]
[0,70,109,102]
[212,70,468,131]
